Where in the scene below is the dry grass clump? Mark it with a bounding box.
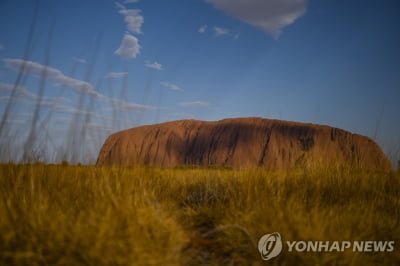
[0,164,399,265]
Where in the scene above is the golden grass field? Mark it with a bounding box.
[0,163,399,265]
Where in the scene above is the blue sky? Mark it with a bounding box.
[0,0,399,163]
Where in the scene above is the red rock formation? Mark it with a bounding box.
[96,118,391,171]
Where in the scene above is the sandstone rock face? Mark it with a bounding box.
[96,118,391,171]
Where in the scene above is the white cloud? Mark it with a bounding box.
[0,44,4,50]
[2,59,157,116]
[26,98,67,108]
[2,62,157,118]
[92,115,132,125]
[123,0,139,3]
[179,101,209,108]
[115,2,126,9]
[106,95,158,112]
[145,61,163,70]
[0,82,70,108]
[206,0,308,39]
[108,97,157,112]
[198,24,208,33]
[118,8,144,34]
[0,82,35,99]
[213,26,230,36]
[200,25,239,39]
[115,3,143,60]
[85,122,114,132]
[72,57,86,63]
[55,106,96,116]
[115,34,141,59]
[160,82,183,92]
[104,72,128,78]
[3,58,99,96]
[169,112,196,119]
[114,103,156,112]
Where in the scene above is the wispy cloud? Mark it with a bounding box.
[4,113,35,128]
[117,6,144,34]
[52,116,72,125]
[53,116,113,132]
[206,0,308,39]
[3,119,27,125]
[115,2,126,9]
[26,98,69,108]
[123,0,139,3]
[200,25,239,40]
[8,112,33,119]
[104,72,128,78]
[3,58,99,96]
[169,112,196,119]
[198,24,208,33]
[55,106,97,116]
[72,57,86,63]
[3,59,157,118]
[108,97,157,112]
[179,101,209,108]
[213,26,230,37]
[0,95,28,104]
[145,61,163,70]
[91,115,132,125]
[0,82,69,105]
[160,82,183,92]
[115,33,141,59]
[0,44,4,50]
[0,94,63,107]
[85,122,114,132]
[4,113,32,127]
[0,82,37,99]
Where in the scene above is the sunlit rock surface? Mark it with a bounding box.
[97,118,391,171]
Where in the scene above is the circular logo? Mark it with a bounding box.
[258,232,283,261]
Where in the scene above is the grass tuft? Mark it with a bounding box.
[0,164,399,265]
